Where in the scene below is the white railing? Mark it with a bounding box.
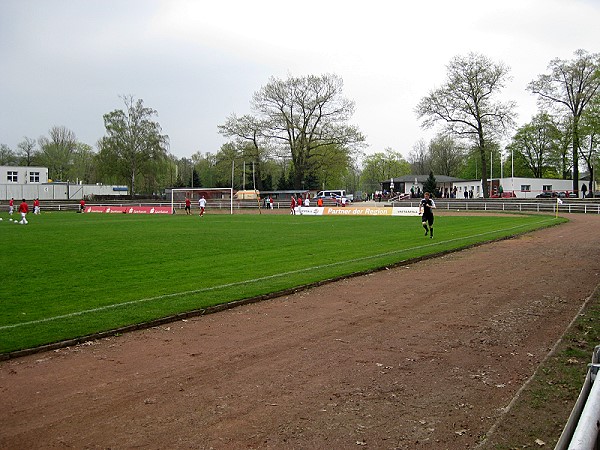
[391,199,600,215]
[18,199,600,214]
[555,345,600,450]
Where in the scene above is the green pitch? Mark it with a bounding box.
[0,211,564,354]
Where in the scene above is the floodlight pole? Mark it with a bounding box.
[253,161,261,214]
[490,149,493,195]
[511,147,514,192]
[231,160,235,191]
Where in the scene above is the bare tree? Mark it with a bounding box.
[219,114,272,190]
[0,144,18,165]
[407,139,429,175]
[416,52,516,197]
[220,74,365,189]
[579,92,600,193]
[16,137,39,166]
[428,134,465,176]
[528,49,600,194]
[38,126,78,180]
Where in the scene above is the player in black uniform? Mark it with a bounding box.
[419,192,436,238]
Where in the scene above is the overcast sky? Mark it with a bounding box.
[1,0,599,160]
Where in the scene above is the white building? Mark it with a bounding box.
[1,165,49,184]
[453,177,591,199]
[0,165,128,201]
[386,174,594,199]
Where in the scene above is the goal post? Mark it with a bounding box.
[170,188,234,214]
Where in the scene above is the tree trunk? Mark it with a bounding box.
[478,129,489,198]
[572,115,580,195]
[130,170,136,199]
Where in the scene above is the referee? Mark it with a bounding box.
[419,192,436,238]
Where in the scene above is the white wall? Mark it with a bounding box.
[0,166,49,184]
[452,177,589,198]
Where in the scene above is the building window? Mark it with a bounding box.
[542,184,552,191]
[7,171,18,183]
[521,185,531,192]
[29,172,40,183]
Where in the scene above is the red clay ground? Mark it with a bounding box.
[1,213,599,450]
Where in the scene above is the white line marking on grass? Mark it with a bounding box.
[0,217,557,331]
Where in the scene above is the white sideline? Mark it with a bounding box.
[0,218,556,332]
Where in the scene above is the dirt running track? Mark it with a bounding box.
[2,213,600,450]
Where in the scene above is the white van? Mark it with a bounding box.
[316,190,346,199]
[316,190,352,203]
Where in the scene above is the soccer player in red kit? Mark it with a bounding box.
[9,197,14,215]
[18,199,29,224]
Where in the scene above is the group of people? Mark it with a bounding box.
[184,196,207,216]
[263,196,274,209]
[6,197,32,224]
[289,195,322,215]
[288,191,437,239]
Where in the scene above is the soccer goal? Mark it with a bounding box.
[170,188,234,214]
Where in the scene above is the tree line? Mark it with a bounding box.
[1,50,599,198]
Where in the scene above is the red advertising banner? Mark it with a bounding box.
[126,206,172,214]
[106,206,129,214]
[84,206,172,214]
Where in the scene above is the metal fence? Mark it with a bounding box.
[11,199,600,214]
[391,199,600,215]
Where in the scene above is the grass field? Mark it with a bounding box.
[0,210,564,354]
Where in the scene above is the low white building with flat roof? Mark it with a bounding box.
[1,166,49,185]
[384,174,594,199]
[452,177,591,199]
[0,165,128,201]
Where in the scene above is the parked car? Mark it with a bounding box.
[536,191,554,198]
[490,191,517,198]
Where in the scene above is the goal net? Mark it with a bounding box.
[170,188,234,214]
